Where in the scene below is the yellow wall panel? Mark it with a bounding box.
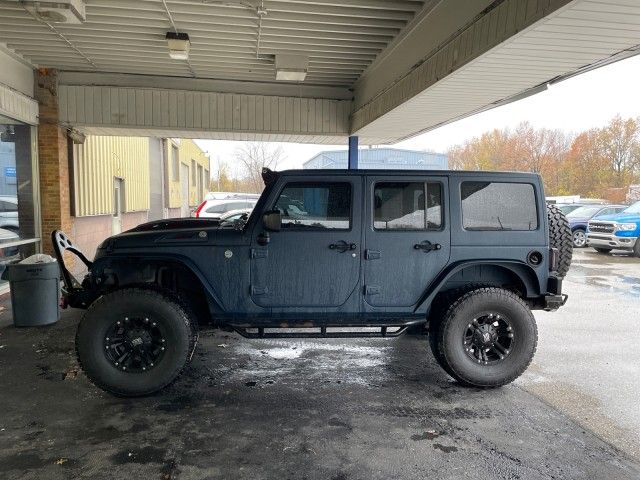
[167,139,209,209]
[73,136,150,216]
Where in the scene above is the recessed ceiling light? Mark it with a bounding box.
[166,32,191,60]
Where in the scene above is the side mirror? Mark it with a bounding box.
[262,210,282,232]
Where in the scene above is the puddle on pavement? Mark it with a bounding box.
[211,341,393,387]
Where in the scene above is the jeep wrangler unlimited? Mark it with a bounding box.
[53,169,572,397]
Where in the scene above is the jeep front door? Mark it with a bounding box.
[250,177,361,308]
[363,176,450,308]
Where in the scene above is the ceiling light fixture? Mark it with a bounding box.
[20,0,86,24]
[166,32,191,60]
[275,54,308,82]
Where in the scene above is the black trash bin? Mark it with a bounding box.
[2,256,60,327]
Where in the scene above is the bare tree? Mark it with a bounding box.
[234,143,285,192]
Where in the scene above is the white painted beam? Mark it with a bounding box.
[58,84,351,144]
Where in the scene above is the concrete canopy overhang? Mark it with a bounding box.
[0,0,639,144]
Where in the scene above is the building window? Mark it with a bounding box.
[172,145,179,181]
[0,117,40,289]
[274,182,351,230]
[461,181,538,231]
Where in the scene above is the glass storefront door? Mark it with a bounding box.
[0,114,40,289]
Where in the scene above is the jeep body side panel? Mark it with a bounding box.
[446,173,548,297]
[248,173,363,311]
[362,175,451,309]
[91,229,252,314]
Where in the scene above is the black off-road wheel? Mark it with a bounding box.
[434,288,537,388]
[76,288,196,397]
[547,204,573,277]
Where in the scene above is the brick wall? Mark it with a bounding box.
[121,211,148,231]
[36,68,73,256]
[167,207,182,219]
[70,211,149,277]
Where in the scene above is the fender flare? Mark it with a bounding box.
[92,252,225,311]
[414,259,541,313]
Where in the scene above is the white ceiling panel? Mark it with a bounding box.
[0,0,425,87]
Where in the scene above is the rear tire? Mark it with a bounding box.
[593,247,611,254]
[633,240,640,258]
[435,288,537,388]
[547,204,573,277]
[76,288,196,397]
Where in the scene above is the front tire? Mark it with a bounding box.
[572,228,587,248]
[76,288,196,397]
[593,247,611,254]
[435,288,537,388]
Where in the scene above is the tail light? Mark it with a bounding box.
[194,201,207,218]
[549,247,559,272]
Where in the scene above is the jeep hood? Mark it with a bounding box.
[127,218,221,232]
[95,218,245,256]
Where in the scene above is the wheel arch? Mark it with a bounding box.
[416,260,541,314]
[90,253,223,323]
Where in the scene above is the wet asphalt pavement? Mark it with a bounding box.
[518,248,640,462]
[0,249,639,479]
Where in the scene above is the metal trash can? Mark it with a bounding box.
[1,254,60,327]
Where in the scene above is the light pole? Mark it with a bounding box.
[217,155,221,191]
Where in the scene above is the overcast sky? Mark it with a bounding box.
[197,54,640,173]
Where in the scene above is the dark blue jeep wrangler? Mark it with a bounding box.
[53,169,572,396]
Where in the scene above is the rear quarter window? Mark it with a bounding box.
[461,181,538,231]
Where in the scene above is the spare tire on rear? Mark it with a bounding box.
[547,204,573,277]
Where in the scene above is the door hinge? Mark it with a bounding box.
[251,248,268,259]
[364,285,381,295]
[365,249,381,260]
[251,286,268,295]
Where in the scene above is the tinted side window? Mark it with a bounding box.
[461,182,537,231]
[228,202,245,211]
[274,182,351,230]
[374,182,442,230]
[206,204,225,214]
[206,202,245,214]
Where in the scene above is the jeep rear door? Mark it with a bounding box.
[250,175,362,308]
[363,176,450,308]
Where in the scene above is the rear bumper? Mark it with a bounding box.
[543,276,567,311]
[586,233,637,250]
[544,294,568,311]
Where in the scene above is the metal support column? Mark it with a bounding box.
[348,135,358,169]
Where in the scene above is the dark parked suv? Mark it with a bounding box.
[53,169,572,396]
